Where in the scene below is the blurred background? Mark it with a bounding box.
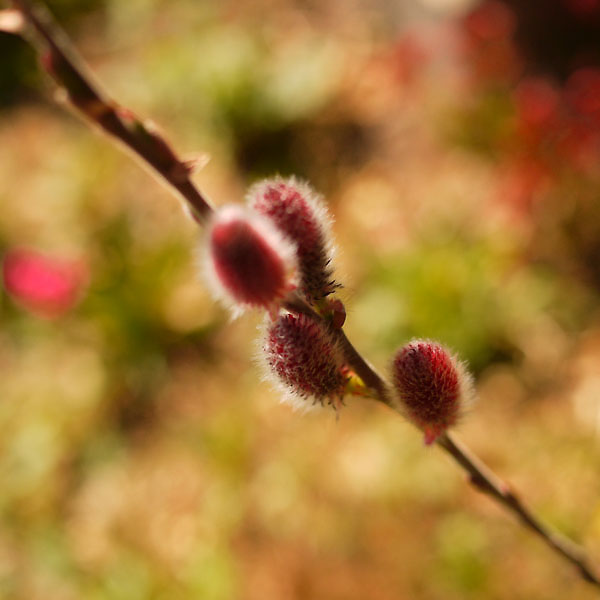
[1,0,600,598]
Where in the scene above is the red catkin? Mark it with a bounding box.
[392,340,473,445]
[205,205,297,315]
[247,177,338,304]
[263,312,348,409]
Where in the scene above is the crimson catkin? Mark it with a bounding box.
[392,340,473,444]
[247,177,338,305]
[204,205,297,315]
[262,312,348,409]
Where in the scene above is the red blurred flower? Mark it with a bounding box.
[460,1,521,85]
[463,0,516,42]
[497,159,550,215]
[389,34,429,88]
[564,0,600,18]
[2,249,87,318]
[565,68,600,125]
[514,77,562,137]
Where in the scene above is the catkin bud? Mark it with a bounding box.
[247,177,338,305]
[204,205,297,315]
[262,312,348,410]
[392,340,474,445]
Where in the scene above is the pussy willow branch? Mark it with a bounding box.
[8,0,213,224]
[284,299,600,587]
[7,0,599,588]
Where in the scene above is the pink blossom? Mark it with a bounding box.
[3,249,87,318]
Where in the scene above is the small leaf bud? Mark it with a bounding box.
[319,297,346,329]
[204,205,297,315]
[392,340,474,445]
[262,312,348,410]
[247,177,339,304]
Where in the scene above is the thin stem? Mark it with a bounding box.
[284,292,394,406]
[9,0,214,224]
[438,433,600,586]
[285,291,599,587]
[8,0,600,589]
[344,338,600,588]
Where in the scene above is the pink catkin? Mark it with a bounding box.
[206,206,296,313]
[248,177,338,304]
[392,340,472,445]
[263,313,347,408]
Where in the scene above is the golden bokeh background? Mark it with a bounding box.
[1,0,600,598]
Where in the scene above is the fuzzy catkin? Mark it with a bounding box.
[204,205,297,314]
[248,177,338,305]
[263,312,347,408]
[392,340,473,444]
